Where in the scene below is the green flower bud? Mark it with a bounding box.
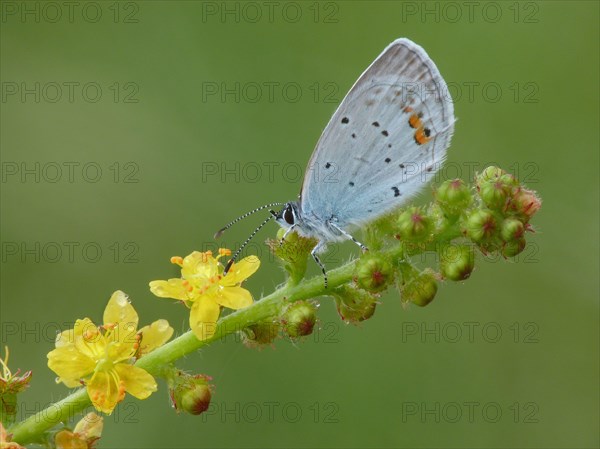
[354,254,394,293]
[440,244,475,281]
[242,320,280,348]
[396,207,433,242]
[509,188,542,222]
[282,301,318,338]
[169,371,213,416]
[475,166,506,187]
[435,179,472,215]
[500,217,525,242]
[332,285,378,324]
[502,238,527,257]
[479,180,512,211]
[400,268,438,307]
[464,209,498,243]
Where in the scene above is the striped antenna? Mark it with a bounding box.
[214,202,284,239]
[223,210,278,275]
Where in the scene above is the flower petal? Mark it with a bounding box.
[103,291,139,331]
[47,346,96,388]
[190,299,220,340]
[149,279,189,301]
[215,286,253,310]
[106,341,136,364]
[114,364,157,400]
[137,319,174,356]
[181,251,218,280]
[219,256,260,286]
[87,370,124,415]
[73,320,106,361]
[55,328,75,348]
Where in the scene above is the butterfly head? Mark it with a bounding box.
[274,202,300,229]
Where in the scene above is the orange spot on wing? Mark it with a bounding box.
[414,127,432,145]
[408,113,422,129]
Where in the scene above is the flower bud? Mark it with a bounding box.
[354,254,394,293]
[282,301,318,338]
[242,320,280,348]
[475,166,506,187]
[440,244,475,281]
[396,207,433,242]
[464,209,498,243]
[500,217,525,242]
[400,269,438,307]
[333,285,378,324]
[510,188,542,221]
[502,238,527,257]
[435,179,472,215]
[479,180,512,211]
[170,372,213,416]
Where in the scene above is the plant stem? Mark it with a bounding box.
[9,248,365,444]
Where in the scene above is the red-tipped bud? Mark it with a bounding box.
[354,254,394,293]
[333,285,378,324]
[510,188,542,221]
[479,179,513,211]
[282,301,318,338]
[464,209,499,243]
[500,217,525,242]
[170,372,213,416]
[440,244,475,281]
[435,179,472,215]
[396,207,433,242]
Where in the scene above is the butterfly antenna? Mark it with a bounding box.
[214,202,284,239]
[223,211,277,275]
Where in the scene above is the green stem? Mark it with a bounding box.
[9,248,369,444]
[9,233,438,444]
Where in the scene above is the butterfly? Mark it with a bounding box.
[216,38,455,287]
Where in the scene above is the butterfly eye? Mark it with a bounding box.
[284,206,295,225]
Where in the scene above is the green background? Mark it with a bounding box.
[1,1,598,448]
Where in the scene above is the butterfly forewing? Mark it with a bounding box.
[300,38,455,229]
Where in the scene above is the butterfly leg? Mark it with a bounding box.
[279,224,297,246]
[330,223,369,252]
[310,242,328,288]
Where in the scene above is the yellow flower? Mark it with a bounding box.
[54,412,103,449]
[47,291,173,414]
[149,249,260,340]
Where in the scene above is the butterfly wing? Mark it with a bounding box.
[300,38,455,230]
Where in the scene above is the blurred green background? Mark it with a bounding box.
[1,1,598,448]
